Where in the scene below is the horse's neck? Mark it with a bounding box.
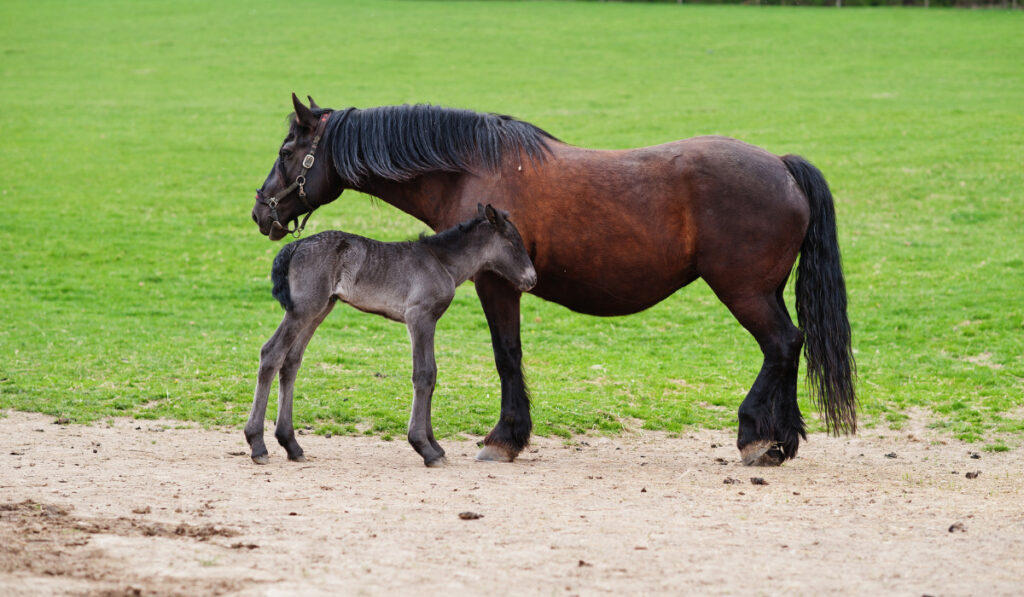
[355,172,465,231]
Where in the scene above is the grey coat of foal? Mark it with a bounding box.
[245,204,537,467]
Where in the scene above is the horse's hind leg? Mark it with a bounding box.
[406,310,446,467]
[245,311,314,464]
[274,303,334,462]
[720,288,805,466]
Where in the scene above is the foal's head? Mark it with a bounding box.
[471,204,537,292]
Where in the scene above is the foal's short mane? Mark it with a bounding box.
[417,214,487,251]
[315,104,558,185]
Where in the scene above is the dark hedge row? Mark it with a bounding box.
[612,0,1019,7]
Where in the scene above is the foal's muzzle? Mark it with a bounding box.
[519,270,538,292]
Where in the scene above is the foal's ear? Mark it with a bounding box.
[484,204,503,228]
[292,92,317,128]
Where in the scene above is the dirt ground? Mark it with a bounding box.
[1,410,1022,596]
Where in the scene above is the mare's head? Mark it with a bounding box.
[252,94,343,241]
[473,204,537,292]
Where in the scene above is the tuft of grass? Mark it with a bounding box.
[0,1,1021,447]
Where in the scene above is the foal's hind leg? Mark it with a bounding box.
[405,309,446,467]
[245,311,314,464]
[719,290,805,466]
[275,303,334,462]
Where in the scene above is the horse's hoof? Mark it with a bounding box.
[476,444,515,462]
[740,441,784,467]
[424,456,448,468]
[288,454,306,463]
[252,454,269,465]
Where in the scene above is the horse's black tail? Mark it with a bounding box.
[271,241,300,311]
[783,154,857,435]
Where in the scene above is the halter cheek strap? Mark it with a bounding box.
[262,112,331,238]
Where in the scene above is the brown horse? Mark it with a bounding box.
[252,94,856,466]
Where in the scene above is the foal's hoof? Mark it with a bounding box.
[476,444,515,463]
[740,441,784,467]
[252,454,269,465]
[424,456,448,468]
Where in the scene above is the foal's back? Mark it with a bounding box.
[280,231,454,323]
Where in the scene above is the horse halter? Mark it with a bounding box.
[258,112,331,238]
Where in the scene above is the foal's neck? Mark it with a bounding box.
[421,227,490,287]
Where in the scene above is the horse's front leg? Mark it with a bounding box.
[406,310,446,467]
[274,303,333,462]
[474,272,531,462]
[245,312,310,464]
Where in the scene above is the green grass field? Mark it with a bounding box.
[1,1,1021,450]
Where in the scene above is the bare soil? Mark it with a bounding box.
[2,410,1022,596]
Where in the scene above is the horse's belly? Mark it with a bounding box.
[525,216,698,316]
[529,268,698,316]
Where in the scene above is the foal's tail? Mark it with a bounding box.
[271,241,299,311]
[783,154,857,435]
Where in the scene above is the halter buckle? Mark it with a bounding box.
[302,154,315,169]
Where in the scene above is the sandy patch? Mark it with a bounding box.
[1,410,1022,596]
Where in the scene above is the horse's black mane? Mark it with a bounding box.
[317,104,558,185]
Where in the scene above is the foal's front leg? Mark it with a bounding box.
[406,310,446,467]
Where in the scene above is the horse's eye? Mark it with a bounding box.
[280,149,292,160]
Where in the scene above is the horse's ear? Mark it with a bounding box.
[484,204,503,227]
[292,92,316,128]
[307,95,321,110]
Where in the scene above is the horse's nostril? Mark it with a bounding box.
[252,211,258,224]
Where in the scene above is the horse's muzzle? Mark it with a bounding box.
[268,221,289,241]
[253,194,289,240]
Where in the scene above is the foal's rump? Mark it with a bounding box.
[271,232,354,314]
